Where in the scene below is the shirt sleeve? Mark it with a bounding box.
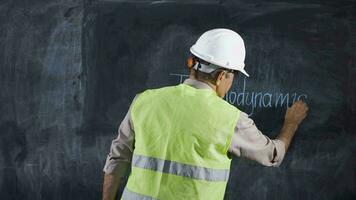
[228,111,286,167]
[103,98,136,177]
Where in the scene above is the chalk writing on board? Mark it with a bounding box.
[170,73,308,116]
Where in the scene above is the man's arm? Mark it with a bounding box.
[103,173,121,200]
[102,99,136,200]
[277,100,308,152]
[229,100,308,166]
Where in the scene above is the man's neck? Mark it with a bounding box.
[188,75,217,91]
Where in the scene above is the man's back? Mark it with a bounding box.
[124,84,240,199]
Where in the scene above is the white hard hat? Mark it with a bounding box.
[190,28,249,77]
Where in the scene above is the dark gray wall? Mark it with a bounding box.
[0,0,355,199]
[0,0,90,199]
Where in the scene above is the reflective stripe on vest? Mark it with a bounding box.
[122,188,157,200]
[132,154,230,182]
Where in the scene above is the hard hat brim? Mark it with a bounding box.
[238,68,250,77]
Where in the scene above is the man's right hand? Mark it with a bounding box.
[285,100,309,126]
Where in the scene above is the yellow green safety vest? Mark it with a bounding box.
[122,83,240,200]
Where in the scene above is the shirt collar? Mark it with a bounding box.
[183,78,214,90]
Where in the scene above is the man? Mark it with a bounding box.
[102,28,308,200]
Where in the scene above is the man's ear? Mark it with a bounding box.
[187,57,195,69]
[216,71,226,86]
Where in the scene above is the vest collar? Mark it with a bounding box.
[183,78,214,90]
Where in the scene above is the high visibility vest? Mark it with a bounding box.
[122,83,240,200]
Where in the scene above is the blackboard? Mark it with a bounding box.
[0,0,355,199]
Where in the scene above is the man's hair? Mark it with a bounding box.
[189,56,233,85]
